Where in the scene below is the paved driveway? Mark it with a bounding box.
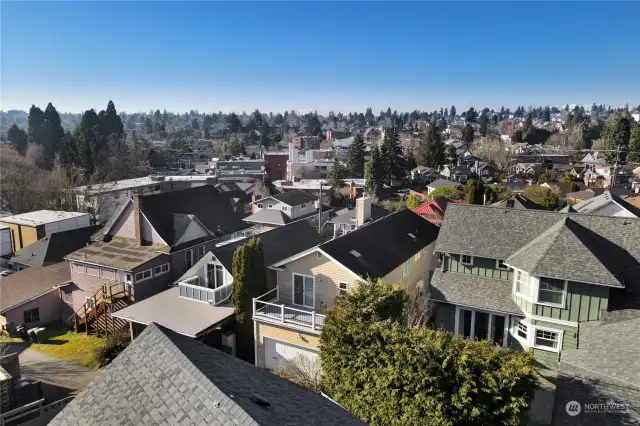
[9,343,98,402]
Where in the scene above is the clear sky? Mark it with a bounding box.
[2,1,639,114]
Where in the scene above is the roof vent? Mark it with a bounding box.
[506,199,515,208]
[251,393,271,409]
[407,232,416,241]
[349,250,361,258]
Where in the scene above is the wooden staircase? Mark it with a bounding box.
[69,282,131,337]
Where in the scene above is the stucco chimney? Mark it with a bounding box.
[133,195,142,246]
[356,196,371,228]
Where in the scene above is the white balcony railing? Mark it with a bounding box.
[252,286,325,332]
[179,279,232,305]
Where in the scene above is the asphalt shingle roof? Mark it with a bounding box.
[571,191,640,217]
[8,226,100,267]
[427,179,459,190]
[212,220,321,271]
[489,194,549,210]
[436,204,640,287]
[269,190,317,206]
[0,261,70,313]
[429,270,521,314]
[49,323,365,426]
[553,316,640,425]
[243,209,290,226]
[320,209,440,279]
[141,186,250,247]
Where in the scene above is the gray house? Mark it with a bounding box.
[49,323,365,426]
[428,204,640,374]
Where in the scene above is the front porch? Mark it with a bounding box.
[253,287,325,333]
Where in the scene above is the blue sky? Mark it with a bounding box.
[2,1,639,114]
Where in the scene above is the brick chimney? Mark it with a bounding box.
[133,195,142,246]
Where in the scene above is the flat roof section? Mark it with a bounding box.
[0,210,89,227]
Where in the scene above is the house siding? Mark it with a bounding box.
[1,290,63,329]
[277,251,359,311]
[444,254,511,280]
[432,301,455,332]
[131,255,173,301]
[170,241,216,277]
[513,281,609,323]
[382,241,437,292]
[70,269,119,312]
[254,321,320,368]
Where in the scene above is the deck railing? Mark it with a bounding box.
[253,286,325,331]
[178,278,232,305]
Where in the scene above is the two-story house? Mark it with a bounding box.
[440,165,471,182]
[244,190,331,232]
[428,204,640,373]
[328,197,390,237]
[64,186,251,333]
[252,209,440,370]
[112,220,320,348]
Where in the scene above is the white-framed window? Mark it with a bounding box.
[537,277,566,307]
[86,266,100,277]
[301,203,306,209]
[460,255,473,266]
[153,263,170,276]
[196,245,205,260]
[135,268,152,282]
[255,223,264,231]
[281,205,289,212]
[207,264,225,289]
[496,259,508,270]
[514,270,531,300]
[403,259,412,277]
[534,328,560,351]
[185,249,193,269]
[339,282,348,296]
[516,320,528,340]
[257,203,264,209]
[317,251,323,259]
[23,307,40,323]
[125,273,133,283]
[293,273,314,308]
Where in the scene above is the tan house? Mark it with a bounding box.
[244,190,330,233]
[252,209,440,370]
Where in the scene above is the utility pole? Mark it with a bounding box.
[318,182,322,232]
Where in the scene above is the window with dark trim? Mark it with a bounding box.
[23,308,40,323]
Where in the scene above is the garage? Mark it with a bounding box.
[264,337,319,370]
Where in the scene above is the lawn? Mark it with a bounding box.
[0,326,106,370]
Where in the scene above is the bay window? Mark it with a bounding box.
[514,270,531,299]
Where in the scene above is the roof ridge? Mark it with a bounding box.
[530,217,571,274]
[448,203,640,221]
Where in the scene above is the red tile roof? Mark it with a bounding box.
[413,197,467,224]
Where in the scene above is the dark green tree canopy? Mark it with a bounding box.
[7,124,28,155]
[379,127,405,185]
[327,157,347,188]
[418,123,445,168]
[364,145,385,197]
[346,133,366,178]
[462,124,474,144]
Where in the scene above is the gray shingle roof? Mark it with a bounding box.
[489,194,549,210]
[571,191,640,217]
[427,179,458,190]
[50,323,365,426]
[0,262,70,313]
[269,190,317,206]
[429,270,521,314]
[436,204,640,287]
[243,208,290,225]
[552,317,640,425]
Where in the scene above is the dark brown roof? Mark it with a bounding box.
[0,261,70,313]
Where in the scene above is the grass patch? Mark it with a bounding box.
[1,326,106,370]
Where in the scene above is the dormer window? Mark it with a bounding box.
[460,255,473,266]
[496,259,508,270]
[257,203,263,209]
[281,205,288,212]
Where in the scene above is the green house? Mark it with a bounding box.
[428,204,640,373]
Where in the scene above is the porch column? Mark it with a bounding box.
[129,321,134,342]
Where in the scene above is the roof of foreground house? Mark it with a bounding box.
[319,209,440,279]
[553,315,640,425]
[435,204,640,287]
[49,323,365,426]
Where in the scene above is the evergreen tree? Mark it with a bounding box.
[75,109,106,176]
[462,124,474,143]
[445,144,457,164]
[465,107,478,122]
[6,124,28,155]
[418,123,445,168]
[59,132,80,169]
[191,118,200,130]
[43,103,64,168]
[379,127,404,185]
[523,113,533,135]
[404,152,417,171]
[465,179,485,205]
[346,133,366,177]
[364,145,385,197]
[479,114,489,137]
[603,112,632,163]
[449,105,456,118]
[542,106,551,123]
[626,121,640,164]
[145,117,153,134]
[227,112,241,133]
[327,158,346,188]
[27,105,46,146]
[98,100,124,138]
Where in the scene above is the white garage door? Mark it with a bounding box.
[264,338,319,370]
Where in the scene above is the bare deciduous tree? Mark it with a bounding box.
[274,354,323,392]
[406,291,432,328]
[471,136,511,170]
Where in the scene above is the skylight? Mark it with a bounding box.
[349,250,361,258]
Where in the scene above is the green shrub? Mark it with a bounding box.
[94,329,130,367]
